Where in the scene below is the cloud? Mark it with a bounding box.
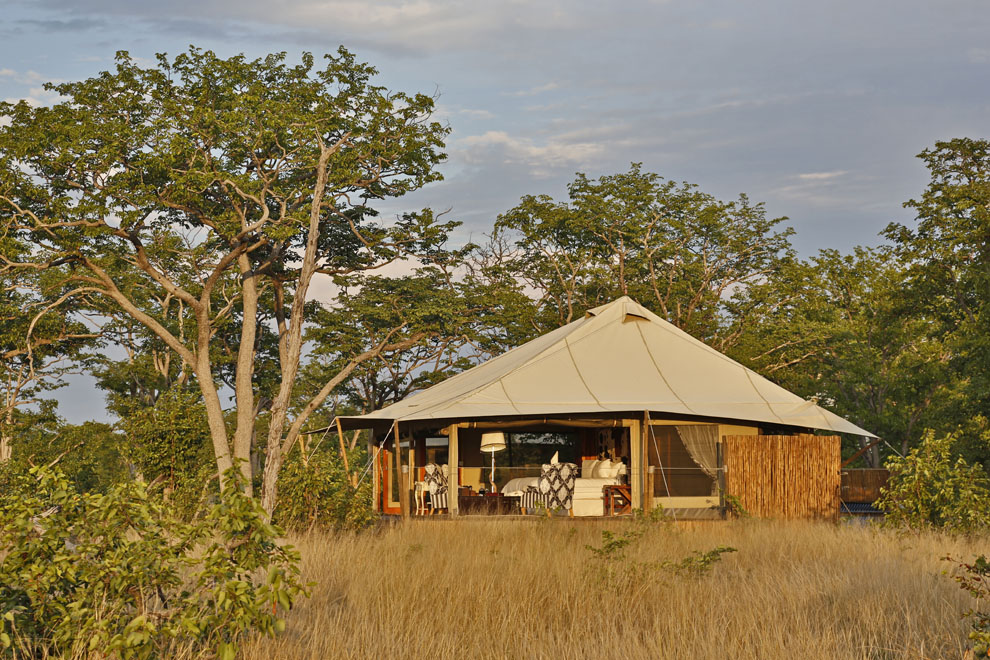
[16,17,106,32]
[796,170,849,181]
[457,130,605,177]
[968,47,990,63]
[457,108,496,120]
[504,82,561,97]
[25,0,601,56]
[0,69,46,85]
[769,171,859,207]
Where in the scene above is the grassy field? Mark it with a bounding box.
[242,517,984,660]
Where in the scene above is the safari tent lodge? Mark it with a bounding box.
[337,297,876,520]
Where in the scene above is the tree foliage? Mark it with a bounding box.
[0,47,453,513]
[0,465,306,659]
[876,430,990,533]
[492,163,794,348]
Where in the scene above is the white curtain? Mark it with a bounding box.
[675,425,719,480]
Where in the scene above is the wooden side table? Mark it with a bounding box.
[603,484,632,516]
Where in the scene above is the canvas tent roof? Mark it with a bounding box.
[339,297,876,438]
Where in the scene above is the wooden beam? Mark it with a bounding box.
[840,437,883,468]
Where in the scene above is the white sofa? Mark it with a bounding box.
[572,459,627,516]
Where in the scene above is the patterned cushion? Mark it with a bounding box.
[424,463,449,510]
[537,462,577,510]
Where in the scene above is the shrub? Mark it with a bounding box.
[0,465,307,659]
[945,554,990,657]
[273,449,376,532]
[876,430,990,533]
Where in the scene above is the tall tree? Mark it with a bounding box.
[494,164,794,348]
[0,48,451,513]
[731,248,955,463]
[885,138,990,415]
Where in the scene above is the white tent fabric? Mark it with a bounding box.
[340,297,876,437]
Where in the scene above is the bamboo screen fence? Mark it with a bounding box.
[723,434,841,521]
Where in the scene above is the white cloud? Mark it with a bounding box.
[968,47,990,63]
[0,69,47,85]
[457,130,604,177]
[796,170,849,181]
[4,86,63,107]
[504,82,561,97]
[457,108,495,120]
[769,170,860,207]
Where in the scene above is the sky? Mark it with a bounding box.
[2,0,988,422]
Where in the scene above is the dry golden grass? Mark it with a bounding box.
[243,518,985,660]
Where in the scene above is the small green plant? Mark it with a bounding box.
[944,554,990,657]
[724,494,750,519]
[632,504,673,526]
[0,464,308,659]
[585,529,640,562]
[877,430,990,534]
[661,546,738,577]
[585,527,736,585]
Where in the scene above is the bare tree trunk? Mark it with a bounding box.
[259,143,335,516]
[231,253,259,494]
[194,314,234,490]
[0,411,11,463]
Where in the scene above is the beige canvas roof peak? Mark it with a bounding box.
[339,296,876,438]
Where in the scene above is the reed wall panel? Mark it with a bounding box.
[724,435,840,521]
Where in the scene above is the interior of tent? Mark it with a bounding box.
[372,415,775,518]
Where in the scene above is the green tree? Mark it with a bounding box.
[0,48,451,514]
[881,138,990,465]
[730,248,956,461]
[494,164,794,348]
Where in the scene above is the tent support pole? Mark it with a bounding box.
[393,421,408,519]
[448,424,459,516]
[642,411,651,512]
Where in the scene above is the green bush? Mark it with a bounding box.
[876,430,990,533]
[945,554,990,658]
[273,449,376,532]
[0,465,307,659]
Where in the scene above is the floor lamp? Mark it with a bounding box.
[480,432,506,493]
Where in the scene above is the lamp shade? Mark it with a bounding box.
[480,432,506,453]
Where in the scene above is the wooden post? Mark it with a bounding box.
[643,412,652,511]
[393,421,408,518]
[448,424,459,516]
[406,429,415,518]
[335,417,352,484]
[716,440,726,519]
[370,430,380,513]
[629,416,642,511]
